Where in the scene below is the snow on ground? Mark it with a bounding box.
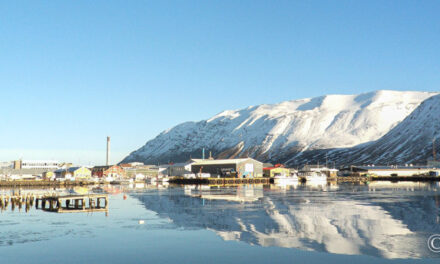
[122,90,437,164]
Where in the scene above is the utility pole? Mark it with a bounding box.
[434,138,436,161]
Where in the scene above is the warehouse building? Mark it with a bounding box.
[158,162,193,177]
[191,158,263,178]
[121,164,159,179]
[15,160,60,170]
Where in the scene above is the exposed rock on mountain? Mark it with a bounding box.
[122,90,437,165]
[293,93,440,166]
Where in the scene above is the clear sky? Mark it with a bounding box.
[1,0,439,165]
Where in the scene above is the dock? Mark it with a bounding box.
[35,194,108,213]
[170,177,271,185]
[371,176,440,182]
[336,175,440,183]
[0,180,95,187]
[337,176,370,183]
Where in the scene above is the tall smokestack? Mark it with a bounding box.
[106,136,110,165]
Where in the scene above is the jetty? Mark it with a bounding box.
[170,177,271,185]
[337,176,370,183]
[370,175,440,182]
[0,193,37,212]
[0,180,95,187]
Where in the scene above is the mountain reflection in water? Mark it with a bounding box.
[133,182,440,259]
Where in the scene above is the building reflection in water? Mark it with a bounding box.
[134,182,440,259]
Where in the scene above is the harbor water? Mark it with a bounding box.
[0,182,439,263]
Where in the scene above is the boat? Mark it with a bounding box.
[159,177,169,182]
[104,176,115,183]
[112,178,134,185]
[299,171,327,183]
[273,174,299,185]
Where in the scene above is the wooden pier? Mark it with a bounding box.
[170,177,271,185]
[0,193,109,213]
[0,194,37,212]
[35,194,108,213]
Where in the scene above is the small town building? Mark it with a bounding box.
[0,161,12,169]
[427,160,440,168]
[0,168,54,180]
[263,164,290,177]
[104,165,126,178]
[92,165,126,178]
[0,160,71,180]
[42,171,55,180]
[91,166,111,178]
[55,167,91,180]
[191,158,263,178]
[122,165,159,179]
[126,162,144,167]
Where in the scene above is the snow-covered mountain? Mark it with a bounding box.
[122,90,437,165]
[294,93,440,166]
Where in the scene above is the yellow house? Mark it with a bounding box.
[263,167,290,177]
[42,171,55,180]
[71,167,91,179]
[55,167,91,180]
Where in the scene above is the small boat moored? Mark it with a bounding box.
[273,174,299,185]
[299,171,327,183]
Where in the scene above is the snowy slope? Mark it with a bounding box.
[122,90,436,164]
[296,93,440,166]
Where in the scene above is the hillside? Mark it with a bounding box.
[293,93,440,166]
[122,90,436,165]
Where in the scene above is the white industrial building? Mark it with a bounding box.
[158,162,194,177]
[19,160,60,170]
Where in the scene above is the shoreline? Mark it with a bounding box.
[0,180,96,187]
[0,175,439,188]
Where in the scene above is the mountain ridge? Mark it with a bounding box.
[122,90,438,165]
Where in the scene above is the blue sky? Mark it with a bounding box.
[1,0,439,165]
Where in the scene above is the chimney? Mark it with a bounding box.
[106,136,110,165]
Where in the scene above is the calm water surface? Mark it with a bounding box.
[0,182,439,263]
